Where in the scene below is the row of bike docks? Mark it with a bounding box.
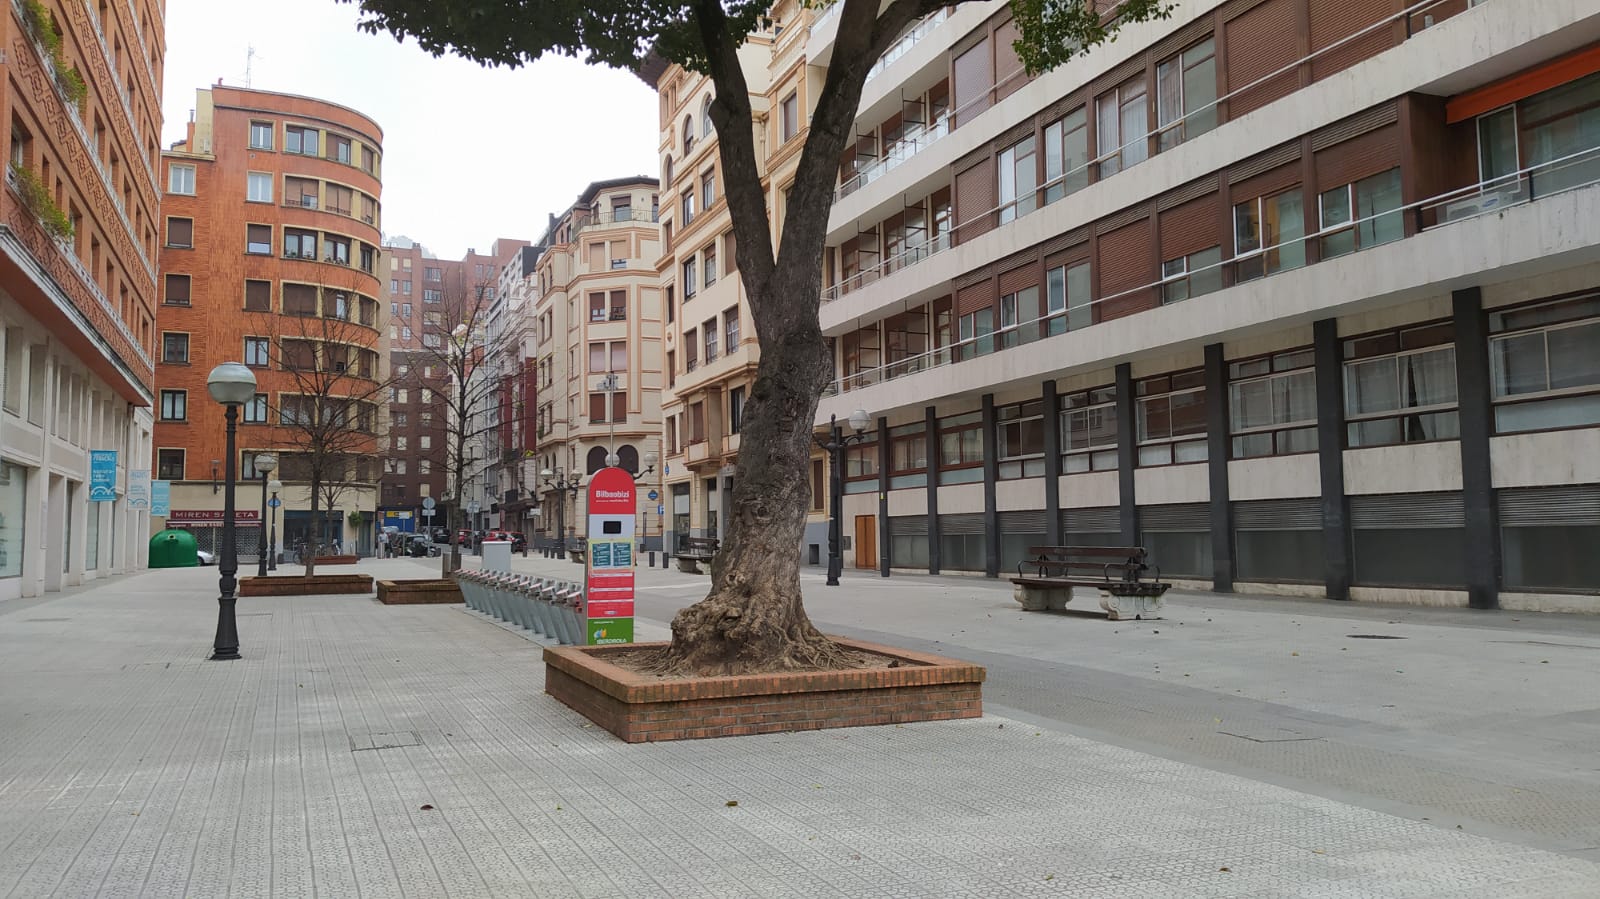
[455,570,586,644]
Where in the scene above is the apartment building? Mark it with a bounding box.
[806,0,1600,610]
[650,0,835,559]
[481,243,543,533]
[156,86,385,558]
[1,0,165,599]
[529,177,663,549]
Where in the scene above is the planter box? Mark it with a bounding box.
[239,574,373,597]
[544,637,985,743]
[312,555,359,565]
[376,579,463,605]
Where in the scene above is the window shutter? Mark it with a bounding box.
[1230,161,1302,204]
[997,261,1036,296]
[588,242,605,270]
[940,513,986,534]
[1160,194,1221,260]
[1097,219,1155,321]
[612,391,627,422]
[957,280,995,316]
[891,514,929,536]
[953,40,993,127]
[1225,0,1299,118]
[1499,486,1600,526]
[1139,503,1211,531]
[1310,0,1397,80]
[954,158,997,244]
[1349,492,1464,529]
[1314,123,1400,191]
[1061,506,1120,534]
[168,218,193,246]
[589,393,606,422]
[993,18,1027,101]
[1233,498,1321,530]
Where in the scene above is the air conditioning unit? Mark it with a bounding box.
[1441,181,1528,223]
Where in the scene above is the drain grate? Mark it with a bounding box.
[1347,634,1407,639]
[350,731,421,752]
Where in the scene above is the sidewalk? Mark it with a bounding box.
[1,566,1596,897]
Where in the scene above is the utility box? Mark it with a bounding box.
[149,529,200,568]
[482,539,512,572]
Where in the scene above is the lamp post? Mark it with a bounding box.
[267,479,282,571]
[813,409,872,587]
[254,453,277,577]
[206,362,258,660]
[541,467,583,557]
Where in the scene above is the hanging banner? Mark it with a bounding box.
[127,470,151,510]
[89,450,118,502]
[584,466,636,645]
[150,480,171,517]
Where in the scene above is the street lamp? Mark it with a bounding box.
[206,361,257,660]
[267,479,283,571]
[541,467,583,558]
[813,409,872,587]
[254,452,277,577]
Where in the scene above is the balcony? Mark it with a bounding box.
[572,207,660,242]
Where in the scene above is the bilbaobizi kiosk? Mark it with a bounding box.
[583,466,636,644]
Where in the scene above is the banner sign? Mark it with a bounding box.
[151,481,171,517]
[584,466,636,645]
[127,470,150,510]
[89,450,118,502]
[165,509,261,526]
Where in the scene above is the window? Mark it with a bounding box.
[589,392,610,423]
[781,91,799,141]
[998,135,1037,224]
[812,459,826,510]
[998,286,1039,348]
[246,171,272,203]
[166,217,193,248]
[244,336,269,367]
[701,95,715,137]
[701,169,716,208]
[283,228,316,259]
[681,191,695,225]
[996,400,1046,479]
[1096,77,1148,178]
[362,145,377,174]
[1043,108,1089,204]
[610,341,627,372]
[1156,38,1216,152]
[322,236,350,265]
[1489,293,1600,433]
[682,258,698,297]
[246,223,271,255]
[423,289,440,303]
[729,386,745,434]
[587,292,606,323]
[1520,70,1600,194]
[161,332,189,364]
[703,243,718,286]
[685,331,699,370]
[610,290,627,321]
[1229,349,1317,458]
[589,342,606,373]
[248,121,274,149]
[682,115,696,155]
[1344,322,1458,447]
[1136,371,1207,465]
[703,319,719,362]
[419,435,431,450]
[156,449,184,480]
[1234,189,1305,282]
[402,281,411,295]
[1060,387,1118,472]
[163,274,191,306]
[167,163,195,195]
[328,135,352,164]
[1044,261,1092,334]
[360,245,375,272]
[725,307,740,350]
[244,280,271,311]
[1159,247,1223,304]
[159,389,186,421]
[937,411,984,484]
[285,125,318,156]
[242,393,268,423]
[957,308,994,360]
[283,283,317,316]
[1318,168,1403,259]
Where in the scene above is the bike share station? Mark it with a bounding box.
[583,467,635,645]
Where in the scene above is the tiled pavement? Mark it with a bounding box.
[1,564,1597,897]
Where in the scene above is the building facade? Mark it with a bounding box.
[1,0,165,599]
[804,0,1600,610]
[156,86,385,558]
[530,178,664,550]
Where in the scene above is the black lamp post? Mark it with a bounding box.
[813,409,872,587]
[254,453,277,578]
[267,478,282,571]
[207,361,257,660]
[541,467,583,557]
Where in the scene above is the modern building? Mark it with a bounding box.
[1,0,165,599]
[529,177,664,550]
[480,242,544,534]
[155,85,386,558]
[803,0,1600,610]
[649,1,835,559]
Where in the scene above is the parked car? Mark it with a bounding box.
[196,549,216,566]
[509,532,528,553]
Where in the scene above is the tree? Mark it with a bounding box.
[252,283,390,577]
[345,0,1168,674]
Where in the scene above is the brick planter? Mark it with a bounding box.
[239,574,373,597]
[543,637,985,743]
[376,579,463,605]
[311,555,359,566]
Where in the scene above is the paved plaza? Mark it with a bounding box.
[1,559,1598,897]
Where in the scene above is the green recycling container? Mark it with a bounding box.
[149,528,200,568]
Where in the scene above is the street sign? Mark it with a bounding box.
[657,504,664,515]
[422,497,436,510]
[89,450,117,502]
[584,467,636,645]
[268,497,282,509]
[467,500,481,514]
[647,490,659,501]
[127,469,150,510]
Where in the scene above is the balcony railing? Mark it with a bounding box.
[822,0,1484,303]
[837,114,950,199]
[865,9,949,82]
[822,137,1600,397]
[572,207,660,241]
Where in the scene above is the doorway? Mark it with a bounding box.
[854,515,877,570]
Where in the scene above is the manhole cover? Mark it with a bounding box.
[350,731,421,752]
[1346,634,1407,639]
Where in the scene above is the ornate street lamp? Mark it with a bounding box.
[541,467,583,558]
[254,452,277,578]
[813,409,872,587]
[206,362,257,660]
[267,478,283,571]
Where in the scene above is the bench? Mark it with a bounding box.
[676,536,719,574]
[567,536,587,564]
[1011,545,1170,620]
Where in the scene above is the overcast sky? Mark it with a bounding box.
[161,0,661,259]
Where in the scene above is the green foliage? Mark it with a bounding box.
[21,0,91,109]
[59,66,88,106]
[1009,0,1174,75]
[347,510,366,525]
[10,162,74,240]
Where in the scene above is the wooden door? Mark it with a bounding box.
[854,515,877,570]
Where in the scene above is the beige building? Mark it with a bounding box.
[529,177,664,549]
[650,0,835,560]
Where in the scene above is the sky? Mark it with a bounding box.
[160,0,661,259]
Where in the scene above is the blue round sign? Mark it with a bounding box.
[268,497,282,508]
[647,490,659,501]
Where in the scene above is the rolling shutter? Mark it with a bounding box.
[1139,503,1211,531]
[1499,485,1600,526]
[1097,219,1155,321]
[1233,498,1321,530]
[1315,123,1400,191]
[1000,510,1049,533]
[953,39,993,127]
[891,514,929,536]
[1160,194,1220,260]
[993,18,1027,101]
[1349,492,1464,529]
[1310,0,1397,81]
[954,158,996,244]
[1226,0,1299,118]
[957,279,996,316]
[1061,506,1120,533]
[940,513,986,534]
[997,261,1036,296]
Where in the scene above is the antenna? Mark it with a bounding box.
[245,45,259,88]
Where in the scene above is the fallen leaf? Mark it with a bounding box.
[1311,849,1325,855]
[420,804,434,811]
[1540,660,1549,664]
[1044,874,1054,881]
[1291,652,1299,657]
[1219,867,1231,873]
[725,800,739,807]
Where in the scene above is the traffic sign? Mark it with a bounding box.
[422,497,436,510]
[268,497,282,508]
[657,504,664,515]
[467,500,481,514]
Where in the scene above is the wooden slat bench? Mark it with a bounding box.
[1011,545,1170,620]
[676,537,719,574]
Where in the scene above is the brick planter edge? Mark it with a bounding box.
[239,574,374,597]
[376,579,464,605]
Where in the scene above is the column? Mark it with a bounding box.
[1042,379,1062,545]
[981,393,999,578]
[1116,362,1138,544]
[1453,287,1500,609]
[1205,343,1234,592]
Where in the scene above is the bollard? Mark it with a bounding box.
[648,551,656,568]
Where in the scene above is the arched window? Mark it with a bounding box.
[663,155,674,185]
[701,95,714,138]
[617,444,640,473]
[682,116,696,154]
[585,446,608,474]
